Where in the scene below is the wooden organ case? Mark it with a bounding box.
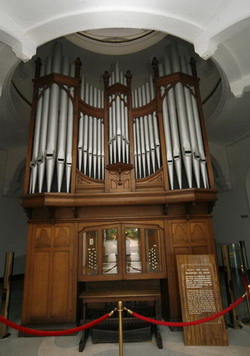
[21,41,217,331]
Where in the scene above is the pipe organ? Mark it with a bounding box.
[21,40,217,329]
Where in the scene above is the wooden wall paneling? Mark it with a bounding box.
[29,251,50,320]
[22,223,77,324]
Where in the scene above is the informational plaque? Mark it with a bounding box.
[176,255,228,346]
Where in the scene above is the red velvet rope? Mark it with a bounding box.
[0,313,110,336]
[130,294,245,327]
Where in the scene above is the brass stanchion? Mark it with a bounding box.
[117,301,124,356]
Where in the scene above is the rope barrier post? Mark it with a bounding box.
[117,301,124,356]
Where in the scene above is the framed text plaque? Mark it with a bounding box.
[176,255,228,346]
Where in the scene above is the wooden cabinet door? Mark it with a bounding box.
[22,223,76,324]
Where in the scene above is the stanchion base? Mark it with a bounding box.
[241,318,250,326]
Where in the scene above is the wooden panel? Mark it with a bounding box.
[29,252,50,319]
[50,251,70,318]
[189,222,208,243]
[54,226,70,247]
[177,255,228,346]
[171,222,189,244]
[34,227,52,248]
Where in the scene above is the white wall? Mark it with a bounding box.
[212,135,250,264]
[0,148,27,277]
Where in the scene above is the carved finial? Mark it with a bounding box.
[152,57,159,78]
[125,70,132,88]
[34,57,42,79]
[103,70,110,89]
[75,57,82,78]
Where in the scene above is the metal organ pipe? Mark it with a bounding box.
[134,89,142,179]
[170,43,192,188]
[149,75,161,170]
[29,64,45,194]
[137,86,146,177]
[37,56,52,193]
[46,42,62,192]
[141,84,151,176]
[145,82,156,173]
[82,82,89,176]
[97,89,102,180]
[66,63,75,193]
[180,55,201,188]
[57,56,70,192]
[186,57,209,188]
[158,63,174,189]
[92,87,98,179]
[163,55,182,189]
[88,85,93,177]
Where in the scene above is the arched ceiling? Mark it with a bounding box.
[1,0,250,150]
[0,0,250,97]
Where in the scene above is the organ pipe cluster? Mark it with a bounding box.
[28,40,209,193]
[159,43,208,189]
[30,43,75,193]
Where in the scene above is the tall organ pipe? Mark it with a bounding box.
[180,55,201,188]
[145,82,156,173]
[88,85,93,176]
[30,64,45,193]
[97,89,102,180]
[38,56,52,192]
[82,82,89,175]
[65,63,75,193]
[137,86,146,177]
[149,75,161,170]
[186,57,209,188]
[134,89,142,179]
[46,42,62,192]
[158,63,174,189]
[164,55,182,189]
[57,56,70,192]
[141,84,151,175]
[78,75,85,171]
[170,43,192,188]
[92,87,98,179]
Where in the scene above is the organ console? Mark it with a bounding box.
[21,38,217,332]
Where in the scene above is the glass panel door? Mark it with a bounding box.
[124,227,142,274]
[102,228,118,274]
